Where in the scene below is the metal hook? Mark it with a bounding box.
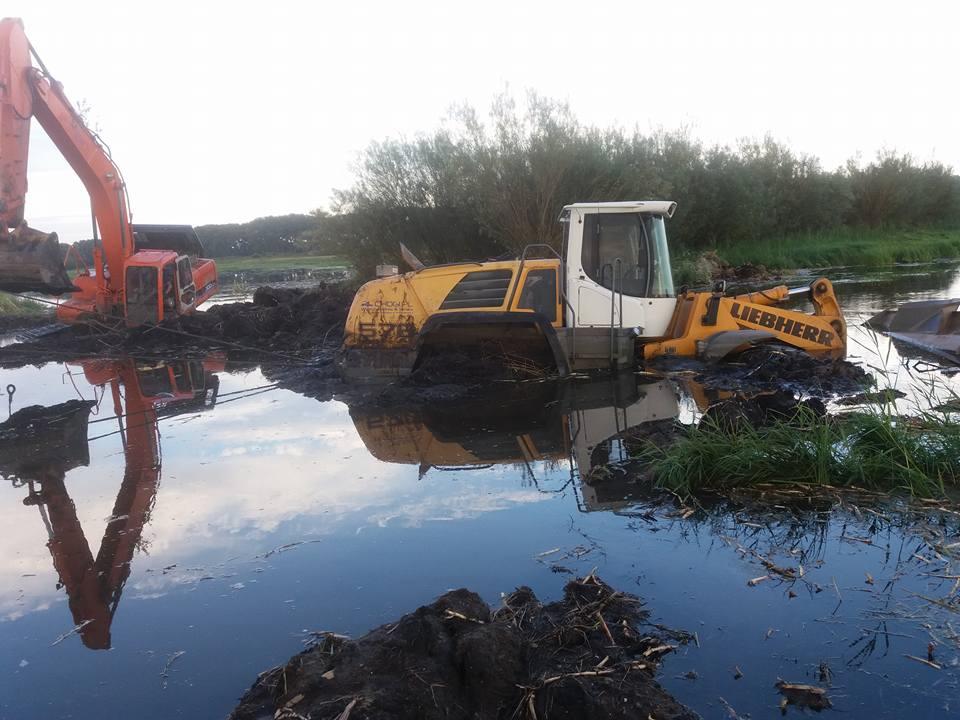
[6,384,15,418]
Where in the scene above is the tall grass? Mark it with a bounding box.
[644,404,960,498]
[0,293,48,317]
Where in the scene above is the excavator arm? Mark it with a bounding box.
[0,17,130,302]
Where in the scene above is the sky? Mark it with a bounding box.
[5,0,959,243]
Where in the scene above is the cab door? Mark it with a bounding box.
[175,257,197,313]
[124,265,160,326]
[572,212,649,328]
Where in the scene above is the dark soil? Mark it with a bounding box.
[229,574,697,720]
[0,284,352,367]
[702,389,827,431]
[0,312,53,335]
[698,251,782,284]
[653,345,872,399]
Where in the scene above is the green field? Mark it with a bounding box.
[212,254,349,272]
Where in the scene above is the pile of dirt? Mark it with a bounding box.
[654,346,872,398]
[0,311,54,335]
[182,284,351,351]
[230,574,696,720]
[0,284,352,366]
[699,251,780,283]
[701,389,827,430]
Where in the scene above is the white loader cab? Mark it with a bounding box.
[561,201,678,337]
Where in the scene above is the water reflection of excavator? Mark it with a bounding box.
[349,374,707,512]
[0,356,221,649]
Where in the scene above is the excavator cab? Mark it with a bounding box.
[123,253,200,326]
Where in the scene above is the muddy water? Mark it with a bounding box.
[1,263,959,719]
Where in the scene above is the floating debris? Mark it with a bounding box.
[775,679,832,712]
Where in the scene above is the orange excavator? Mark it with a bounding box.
[0,356,221,649]
[0,17,218,326]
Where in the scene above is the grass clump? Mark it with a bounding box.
[0,292,48,317]
[645,405,960,499]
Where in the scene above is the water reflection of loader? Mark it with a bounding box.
[350,374,699,512]
[0,356,221,650]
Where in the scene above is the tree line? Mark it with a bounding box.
[331,94,960,277]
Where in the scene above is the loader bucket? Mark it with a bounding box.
[0,224,78,295]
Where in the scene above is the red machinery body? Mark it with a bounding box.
[8,356,222,649]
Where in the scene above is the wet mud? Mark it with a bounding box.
[654,345,872,397]
[0,284,351,366]
[230,574,696,720]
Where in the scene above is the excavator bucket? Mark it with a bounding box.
[0,224,78,295]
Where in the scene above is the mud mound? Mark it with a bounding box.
[230,574,696,720]
[698,251,780,283]
[186,283,351,350]
[702,389,827,430]
[0,284,352,367]
[654,345,871,398]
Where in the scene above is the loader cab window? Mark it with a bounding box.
[125,266,159,325]
[581,213,648,297]
[518,269,558,322]
[581,213,675,298]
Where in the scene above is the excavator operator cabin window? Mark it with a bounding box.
[581,214,649,297]
[162,264,177,312]
[177,257,193,290]
[125,266,159,325]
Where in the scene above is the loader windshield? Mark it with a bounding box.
[646,216,674,297]
[581,213,674,298]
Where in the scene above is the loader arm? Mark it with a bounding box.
[643,277,847,360]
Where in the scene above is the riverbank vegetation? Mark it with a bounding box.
[0,293,47,317]
[212,254,347,272]
[645,402,960,498]
[673,227,960,285]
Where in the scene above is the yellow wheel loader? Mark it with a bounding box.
[338,201,846,380]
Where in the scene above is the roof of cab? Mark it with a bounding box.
[563,200,677,218]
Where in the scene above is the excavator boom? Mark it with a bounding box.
[0,19,78,294]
